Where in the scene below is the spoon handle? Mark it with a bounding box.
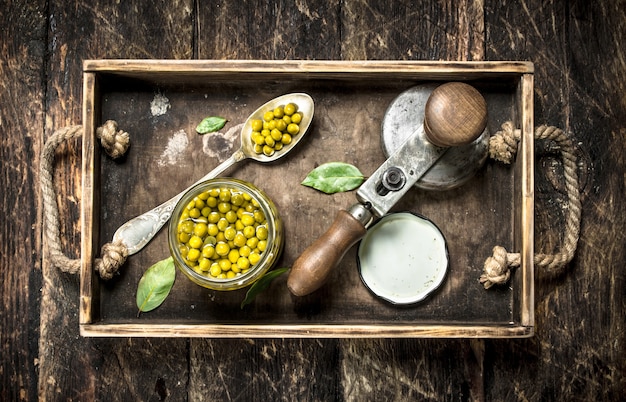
[113,149,246,255]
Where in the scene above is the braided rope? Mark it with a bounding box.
[480,122,582,289]
[40,121,130,279]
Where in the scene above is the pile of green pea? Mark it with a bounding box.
[250,102,302,156]
[175,187,269,280]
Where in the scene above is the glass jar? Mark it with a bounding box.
[169,178,283,290]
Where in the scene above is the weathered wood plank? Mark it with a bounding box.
[0,0,618,401]
[38,1,194,400]
[0,2,47,401]
[484,0,626,400]
[340,0,485,61]
[197,0,342,60]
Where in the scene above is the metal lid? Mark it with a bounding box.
[357,212,448,305]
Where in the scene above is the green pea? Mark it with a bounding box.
[254,210,266,223]
[207,223,219,237]
[225,210,238,223]
[256,225,268,240]
[178,232,190,243]
[215,242,230,256]
[228,249,240,264]
[284,103,297,116]
[273,106,284,118]
[271,129,283,141]
[198,258,211,271]
[219,189,231,202]
[231,193,244,206]
[202,245,215,259]
[233,233,247,248]
[193,223,208,237]
[187,248,201,262]
[188,235,203,249]
[180,220,194,233]
[217,202,231,214]
[287,123,299,135]
[262,145,274,156]
[210,263,222,277]
[194,197,205,209]
[224,227,237,241]
[217,218,229,231]
[251,119,263,131]
[243,226,256,239]
[249,252,261,266]
[219,259,232,271]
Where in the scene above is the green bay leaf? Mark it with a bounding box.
[301,162,364,194]
[136,256,176,315]
[196,116,227,134]
[241,267,289,309]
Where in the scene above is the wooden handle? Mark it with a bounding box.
[287,210,367,297]
[423,82,488,147]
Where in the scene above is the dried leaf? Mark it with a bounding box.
[301,162,364,194]
[241,267,289,309]
[196,116,227,134]
[136,257,175,315]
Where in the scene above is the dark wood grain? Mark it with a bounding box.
[484,0,626,400]
[36,1,194,401]
[1,0,624,401]
[0,2,47,401]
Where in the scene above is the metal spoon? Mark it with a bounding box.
[113,92,314,255]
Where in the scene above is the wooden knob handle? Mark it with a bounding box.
[287,210,367,297]
[423,82,488,147]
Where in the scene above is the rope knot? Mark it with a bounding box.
[96,240,129,280]
[488,121,520,164]
[479,246,515,289]
[96,120,130,159]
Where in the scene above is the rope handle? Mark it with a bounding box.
[479,122,582,289]
[40,121,131,279]
[41,120,581,285]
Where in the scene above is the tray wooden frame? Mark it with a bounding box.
[80,60,534,338]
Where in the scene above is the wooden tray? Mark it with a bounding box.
[80,60,534,338]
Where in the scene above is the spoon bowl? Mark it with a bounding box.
[241,93,314,163]
[113,92,314,255]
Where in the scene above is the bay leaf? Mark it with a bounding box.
[301,162,364,194]
[136,257,176,315]
[241,267,289,309]
[196,116,227,134]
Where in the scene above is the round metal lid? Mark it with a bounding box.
[357,212,448,305]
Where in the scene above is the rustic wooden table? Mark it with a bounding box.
[2,1,624,400]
